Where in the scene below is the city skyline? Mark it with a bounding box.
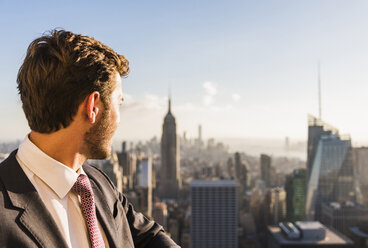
[3,2,368,247]
[1,1,368,145]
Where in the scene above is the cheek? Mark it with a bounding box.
[115,112,120,124]
[111,107,120,125]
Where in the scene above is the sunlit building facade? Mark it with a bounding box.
[306,115,337,181]
[306,117,355,221]
[265,187,287,225]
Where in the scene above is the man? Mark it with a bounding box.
[0,30,179,248]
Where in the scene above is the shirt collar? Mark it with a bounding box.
[17,134,86,199]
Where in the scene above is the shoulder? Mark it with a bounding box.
[0,150,18,170]
[83,163,115,187]
[82,163,120,198]
[0,150,24,188]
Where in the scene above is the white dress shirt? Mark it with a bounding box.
[16,135,109,248]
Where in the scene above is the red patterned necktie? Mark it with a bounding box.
[73,174,105,248]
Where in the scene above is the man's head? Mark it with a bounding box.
[17,29,129,159]
[83,73,124,159]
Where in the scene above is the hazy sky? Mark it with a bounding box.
[1,0,368,145]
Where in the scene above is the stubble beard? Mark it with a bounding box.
[84,108,116,160]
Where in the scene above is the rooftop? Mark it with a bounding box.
[191,179,237,187]
[268,222,353,245]
[296,221,324,230]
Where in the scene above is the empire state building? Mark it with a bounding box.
[159,97,181,199]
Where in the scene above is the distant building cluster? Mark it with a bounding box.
[244,114,368,247]
[3,103,368,247]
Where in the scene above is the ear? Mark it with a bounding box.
[86,92,100,124]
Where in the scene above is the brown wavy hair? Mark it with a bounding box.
[17,29,129,133]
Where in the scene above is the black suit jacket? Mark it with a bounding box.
[0,150,179,248]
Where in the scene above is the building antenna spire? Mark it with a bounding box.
[168,84,171,113]
[318,61,322,120]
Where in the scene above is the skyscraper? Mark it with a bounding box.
[234,152,251,190]
[136,157,152,217]
[261,154,272,187]
[190,180,238,248]
[137,157,152,188]
[198,125,202,143]
[306,115,337,180]
[160,97,181,199]
[100,151,123,192]
[265,187,287,225]
[321,202,368,237]
[117,141,136,190]
[286,169,306,222]
[305,117,355,221]
[353,147,368,207]
[152,202,168,230]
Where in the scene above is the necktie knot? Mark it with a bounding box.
[73,174,92,197]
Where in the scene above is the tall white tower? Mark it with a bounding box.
[160,97,181,199]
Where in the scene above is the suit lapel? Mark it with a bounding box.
[89,178,120,248]
[0,151,68,248]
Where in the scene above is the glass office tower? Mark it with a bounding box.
[306,133,355,221]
